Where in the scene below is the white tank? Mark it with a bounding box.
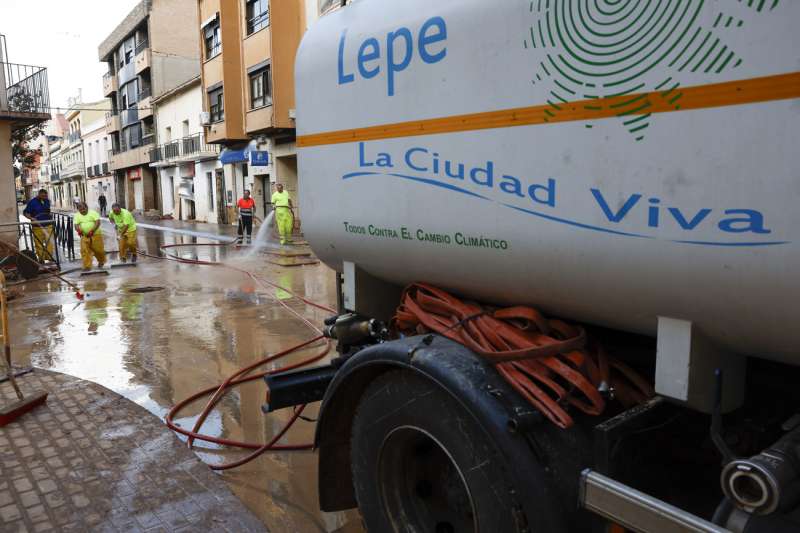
[296,0,800,364]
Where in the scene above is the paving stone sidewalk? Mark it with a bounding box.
[0,369,266,532]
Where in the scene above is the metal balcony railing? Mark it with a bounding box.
[2,61,50,115]
[149,133,220,164]
[246,8,270,35]
[135,40,149,55]
[164,141,180,159]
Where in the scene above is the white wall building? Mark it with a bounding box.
[82,118,115,212]
[150,76,220,222]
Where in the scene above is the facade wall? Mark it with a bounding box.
[152,80,220,222]
[149,0,202,98]
[195,159,219,222]
[83,120,115,211]
[271,0,302,129]
[0,122,17,245]
[154,82,203,142]
[200,0,247,143]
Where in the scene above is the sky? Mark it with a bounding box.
[0,0,141,112]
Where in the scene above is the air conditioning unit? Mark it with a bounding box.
[199,112,211,126]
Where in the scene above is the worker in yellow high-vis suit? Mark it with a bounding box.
[73,202,106,271]
[108,203,137,263]
[271,183,294,245]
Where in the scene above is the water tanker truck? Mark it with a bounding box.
[266,1,800,531]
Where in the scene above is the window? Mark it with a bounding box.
[204,20,221,59]
[208,87,224,122]
[165,126,172,142]
[119,79,139,111]
[120,36,135,66]
[123,123,142,150]
[182,120,190,138]
[246,0,269,35]
[249,66,271,109]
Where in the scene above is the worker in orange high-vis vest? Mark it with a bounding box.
[236,190,256,245]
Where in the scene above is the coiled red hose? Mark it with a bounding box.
[394,283,654,429]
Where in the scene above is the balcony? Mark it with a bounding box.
[67,131,82,146]
[137,89,152,120]
[105,112,120,133]
[62,159,84,179]
[0,37,51,131]
[102,71,118,97]
[134,40,151,75]
[110,134,155,171]
[149,133,220,166]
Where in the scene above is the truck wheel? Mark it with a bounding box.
[351,370,541,533]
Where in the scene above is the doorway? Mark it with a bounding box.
[258,174,270,220]
[215,169,226,224]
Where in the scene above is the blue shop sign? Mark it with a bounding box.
[249,151,270,167]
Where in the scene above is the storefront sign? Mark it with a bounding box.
[249,151,270,168]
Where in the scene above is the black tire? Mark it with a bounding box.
[351,370,543,533]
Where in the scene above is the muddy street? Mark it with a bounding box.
[7,226,363,533]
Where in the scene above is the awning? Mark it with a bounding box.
[219,149,248,165]
[218,140,262,165]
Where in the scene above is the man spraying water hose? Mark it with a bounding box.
[73,202,106,271]
[108,203,137,263]
[271,183,293,245]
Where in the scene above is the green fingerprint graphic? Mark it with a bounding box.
[523,0,781,140]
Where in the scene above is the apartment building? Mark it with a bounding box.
[59,98,107,208]
[149,76,221,222]
[41,114,67,208]
[99,0,201,214]
[83,118,114,211]
[0,34,49,243]
[196,0,306,224]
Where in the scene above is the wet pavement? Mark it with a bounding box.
[0,369,264,532]
[6,225,364,533]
